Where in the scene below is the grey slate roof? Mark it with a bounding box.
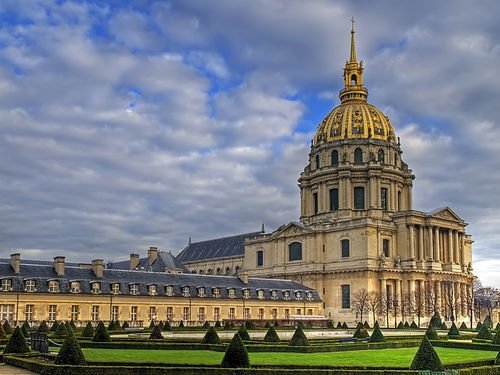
[176,231,262,263]
[0,259,321,302]
[107,251,188,273]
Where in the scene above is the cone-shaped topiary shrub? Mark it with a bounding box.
[403,321,410,329]
[92,321,111,342]
[3,320,13,335]
[430,312,442,328]
[20,322,29,338]
[289,326,309,346]
[342,322,348,329]
[495,322,500,332]
[107,320,116,331]
[54,321,69,338]
[440,322,448,330]
[483,315,493,329]
[3,326,29,354]
[50,320,59,332]
[149,325,163,340]
[157,321,164,331]
[476,321,483,331]
[69,320,77,331]
[410,321,418,329]
[163,321,172,331]
[215,320,222,328]
[202,321,210,329]
[81,322,94,338]
[263,325,280,342]
[326,320,334,329]
[178,320,184,328]
[460,322,468,330]
[122,321,129,329]
[492,326,500,344]
[245,320,255,330]
[221,333,249,368]
[477,324,493,340]
[353,322,370,339]
[201,326,221,344]
[296,321,305,329]
[66,322,74,337]
[496,351,500,365]
[37,320,49,333]
[148,320,155,330]
[237,325,251,341]
[410,336,444,371]
[425,324,439,340]
[368,321,385,343]
[273,321,279,328]
[448,322,460,337]
[264,321,270,328]
[0,323,6,339]
[337,321,342,328]
[223,321,232,330]
[397,321,405,330]
[363,321,371,329]
[55,334,86,365]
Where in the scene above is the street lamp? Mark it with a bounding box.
[393,298,398,328]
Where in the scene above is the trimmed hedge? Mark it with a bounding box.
[429,312,442,328]
[221,333,249,368]
[424,324,439,340]
[238,325,251,341]
[353,323,369,339]
[432,339,500,351]
[201,327,221,344]
[92,321,111,342]
[289,326,309,346]
[410,336,443,371]
[3,326,29,354]
[149,325,164,340]
[55,335,87,365]
[368,321,385,343]
[82,322,94,338]
[477,324,493,340]
[263,326,280,343]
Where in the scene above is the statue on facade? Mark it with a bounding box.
[378,252,386,268]
[394,254,401,267]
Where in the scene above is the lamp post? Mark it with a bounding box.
[393,298,398,328]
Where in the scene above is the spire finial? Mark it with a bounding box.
[350,17,357,63]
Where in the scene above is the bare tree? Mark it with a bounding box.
[476,286,499,319]
[410,287,425,328]
[401,291,414,324]
[425,282,439,316]
[442,281,456,322]
[378,291,391,328]
[463,277,480,329]
[366,291,381,325]
[351,288,370,324]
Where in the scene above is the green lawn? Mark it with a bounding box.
[82,347,497,367]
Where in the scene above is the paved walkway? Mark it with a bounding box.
[0,363,37,374]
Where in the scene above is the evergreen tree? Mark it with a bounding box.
[81,322,94,338]
[55,335,86,365]
[336,321,342,329]
[92,321,111,342]
[410,336,444,371]
[440,322,448,330]
[397,321,405,330]
[460,322,468,330]
[477,324,493,340]
[54,321,69,338]
[122,321,129,329]
[353,322,370,339]
[341,322,348,329]
[424,324,439,340]
[429,312,442,328]
[220,333,249,368]
[326,320,334,329]
[237,325,251,341]
[289,326,309,346]
[410,321,418,329]
[37,320,49,333]
[492,326,500,344]
[483,315,493,329]
[149,325,163,340]
[263,325,280,342]
[201,326,221,344]
[178,320,184,328]
[163,320,172,331]
[363,321,371,329]
[3,326,30,354]
[50,320,59,332]
[0,323,6,339]
[3,320,13,335]
[214,320,222,328]
[476,321,483,331]
[448,322,460,337]
[368,321,385,343]
[20,322,29,338]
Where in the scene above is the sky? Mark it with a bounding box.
[0,0,499,287]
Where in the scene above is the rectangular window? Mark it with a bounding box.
[354,187,365,209]
[25,304,34,321]
[243,289,250,299]
[166,285,174,296]
[70,281,80,293]
[307,309,313,315]
[111,306,119,321]
[296,308,301,315]
[243,307,250,320]
[383,239,390,257]
[0,304,14,321]
[112,283,120,294]
[182,286,190,297]
[149,285,157,296]
[284,309,290,320]
[229,307,235,320]
[288,242,302,261]
[48,280,59,292]
[213,288,221,298]
[271,308,277,320]
[341,239,350,258]
[381,187,388,210]
[182,307,189,321]
[166,306,173,321]
[257,290,264,299]
[198,287,206,297]
[213,307,220,321]
[341,285,350,309]
[256,250,264,267]
[149,306,157,321]
[1,279,12,291]
[198,307,205,321]
[70,305,80,321]
[130,306,138,321]
[129,284,139,295]
[48,305,57,321]
[329,188,339,211]
[228,288,236,298]
[313,192,319,214]
[258,308,264,320]
[91,305,99,321]
[25,279,36,292]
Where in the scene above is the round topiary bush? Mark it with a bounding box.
[221,333,249,368]
[425,324,439,340]
[3,326,30,354]
[3,320,13,335]
[410,336,444,371]
[54,321,69,338]
[92,321,111,342]
[37,320,49,333]
[353,323,370,339]
[201,326,221,344]
[477,324,493,340]
[55,334,86,365]
[448,322,460,337]
[368,321,385,343]
[430,312,442,328]
[149,325,164,340]
[410,321,418,329]
[289,326,309,346]
[82,322,94,338]
[263,325,280,342]
[237,325,251,341]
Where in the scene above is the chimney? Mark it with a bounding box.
[54,256,65,276]
[10,253,20,274]
[239,270,249,284]
[130,253,140,270]
[91,259,104,278]
[148,246,158,264]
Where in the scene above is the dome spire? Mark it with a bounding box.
[340,18,367,103]
[350,17,357,63]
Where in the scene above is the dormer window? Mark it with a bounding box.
[182,286,190,297]
[271,290,278,300]
[306,291,313,301]
[166,285,174,296]
[91,282,101,294]
[243,289,250,299]
[25,279,36,292]
[228,288,236,298]
[295,291,302,300]
[48,280,59,293]
[198,287,206,297]
[212,287,221,298]
[148,284,157,296]
[1,279,12,291]
[129,283,139,295]
[257,289,264,300]
[70,281,80,293]
[111,283,120,294]
[283,290,290,300]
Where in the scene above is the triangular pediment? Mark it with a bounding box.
[271,221,314,238]
[427,207,463,222]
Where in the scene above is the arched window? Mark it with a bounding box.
[378,149,385,163]
[354,148,363,164]
[216,267,221,275]
[354,187,365,209]
[256,250,264,267]
[331,150,339,166]
[351,75,357,85]
[225,267,231,275]
[288,242,302,261]
[315,154,320,169]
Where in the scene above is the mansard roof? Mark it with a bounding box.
[107,251,187,272]
[176,231,262,263]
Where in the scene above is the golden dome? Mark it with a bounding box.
[314,19,397,146]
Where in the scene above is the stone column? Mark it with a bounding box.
[453,231,459,265]
[428,226,434,260]
[435,281,442,313]
[346,178,352,209]
[434,227,441,262]
[460,233,465,266]
[408,224,415,259]
[395,279,402,305]
[418,226,424,261]
[454,282,461,319]
[369,176,376,208]
[391,181,396,211]
[380,279,387,296]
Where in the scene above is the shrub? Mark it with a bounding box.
[397,321,405,330]
[264,321,270,328]
[237,325,251,341]
[69,320,77,331]
[342,322,348,329]
[201,326,221,344]
[202,321,210,329]
[3,326,30,354]
[92,321,111,342]
[492,326,500,344]
[273,321,279,328]
[404,321,410,329]
[369,321,385,343]
[178,321,184,328]
[495,322,500,331]
[425,324,439,340]
[149,325,163,340]
[163,321,172,331]
[81,322,94,338]
[410,321,418,329]
[55,334,86,365]
[289,326,309,346]
[296,321,305,329]
[263,325,280,342]
[477,324,493,340]
[37,320,49,333]
[460,322,468,330]
[245,320,255,330]
[0,322,6,338]
[157,321,164,331]
[223,321,232,330]
[448,322,460,337]
[326,320,334,329]
[483,315,493,329]
[353,323,370,339]
[54,321,69,338]
[336,322,342,329]
[496,351,500,365]
[221,333,249,368]
[50,320,59,332]
[214,320,221,328]
[363,321,371,329]
[430,312,442,328]
[440,322,448,330]
[476,321,483,331]
[122,321,129,329]
[65,322,74,337]
[410,336,444,371]
[3,320,13,335]
[20,322,29,338]
[108,320,117,331]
